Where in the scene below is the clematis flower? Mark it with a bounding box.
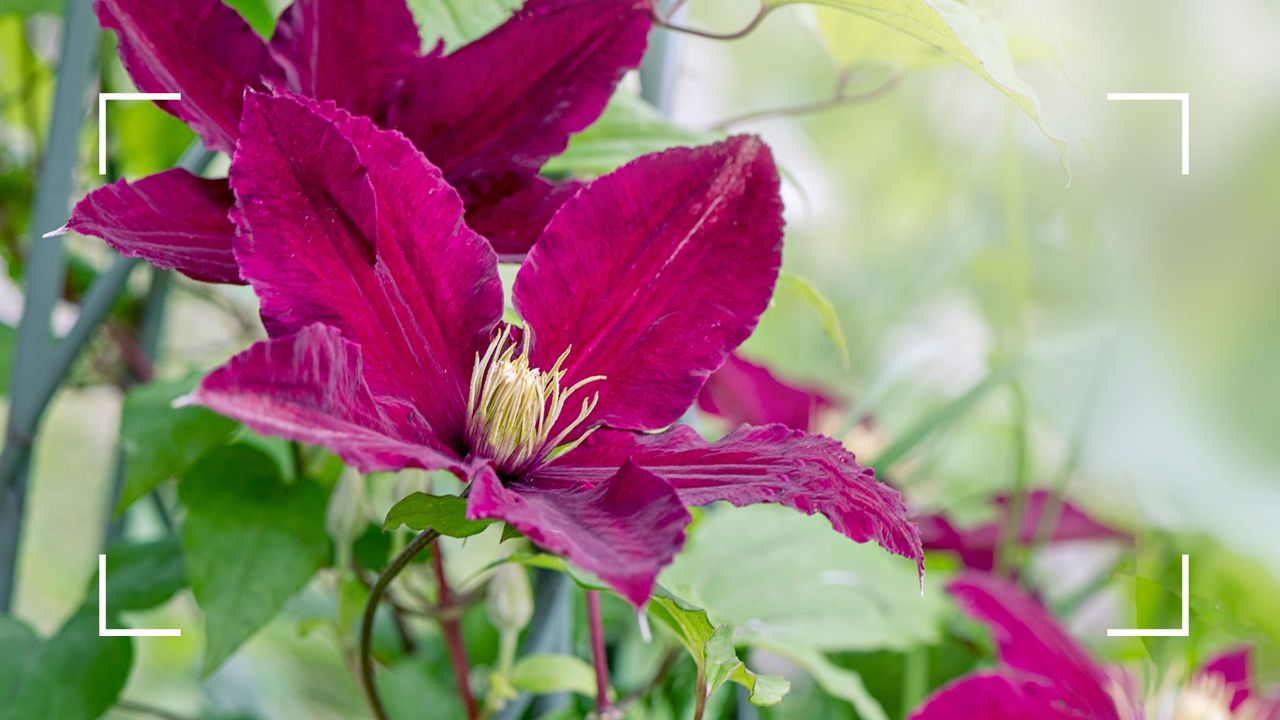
[912,574,1280,720]
[180,90,922,606]
[697,352,839,430]
[697,356,1127,570]
[59,0,651,282]
[915,490,1131,572]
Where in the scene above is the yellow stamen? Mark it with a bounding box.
[465,327,603,475]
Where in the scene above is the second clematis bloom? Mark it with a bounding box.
[912,574,1280,720]
[185,91,922,606]
[62,0,651,282]
[697,356,1128,571]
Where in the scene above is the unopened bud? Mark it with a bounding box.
[486,563,533,635]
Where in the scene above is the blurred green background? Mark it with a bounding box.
[1,0,1277,718]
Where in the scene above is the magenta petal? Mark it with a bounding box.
[910,672,1080,720]
[534,424,923,573]
[63,169,240,284]
[461,174,582,261]
[946,574,1119,720]
[698,352,838,430]
[916,490,1129,572]
[1200,647,1253,710]
[95,0,278,152]
[515,138,784,433]
[467,461,691,606]
[269,0,419,121]
[230,92,503,450]
[190,324,460,474]
[388,0,650,180]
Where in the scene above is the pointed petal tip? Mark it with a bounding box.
[42,224,69,239]
[171,391,199,409]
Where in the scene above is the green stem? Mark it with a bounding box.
[901,646,929,718]
[994,382,1031,577]
[359,528,441,720]
[0,0,99,614]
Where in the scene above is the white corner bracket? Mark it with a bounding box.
[98,92,182,175]
[1106,92,1190,175]
[1107,554,1190,638]
[98,554,181,637]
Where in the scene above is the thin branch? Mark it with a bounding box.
[652,2,772,41]
[586,591,613,718]
[433,544,480,720]
[709,67,904,130]
[360,528,441,720]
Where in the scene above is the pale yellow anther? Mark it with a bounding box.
[465,327,604,475]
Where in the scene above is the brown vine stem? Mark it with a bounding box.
[359,527,441,720]
[586,591,612,717]
[432,544,480,720]
[651,2,772,41]
[709,67,905,130]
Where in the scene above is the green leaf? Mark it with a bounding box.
[646,587,789,706]
[0,322,14,396]
[383,492,491,538]
[117,375,238,514]
[107,100,197,178]
[0,0,62,15]
[223,0,275,37]
[661,505,947,653]
[777,273,850,368]
[785,0,1068,170]
[0,616,38,704]
[0,610,132,720]
[869,359,1018,473]
[543,91,718,177]
[755,643,889,720]
[180,444,331,674]
[509,653,599,697]
[409,0,521,50]
[90,536,186,612]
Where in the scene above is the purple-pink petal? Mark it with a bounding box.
[459,174,582,261]
[95,0,279,153]
[189,324,460,474]
[515,137,784,435]
[915,490,1129,572]
[61,169,240,284]
[533,424,923,574]
[910,672,1082,720]
[229,91,503,450]
[467,460,691,606]
[269,0,419,122]
[946,574,1119,720]
[1200,647,1254,711]
[387,0,651,181]
[697,352,838,430]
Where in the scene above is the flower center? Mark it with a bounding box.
[1170,675,1261,720]
[465,327,603,475]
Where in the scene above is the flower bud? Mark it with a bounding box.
[486,563,533,636]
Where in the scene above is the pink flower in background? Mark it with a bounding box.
[912,574,1280,720]
[915,490,1131,572]
[60,0,651,281]
[697,352,839,430]
[183,91,922,606]
[696,355,1127,570]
